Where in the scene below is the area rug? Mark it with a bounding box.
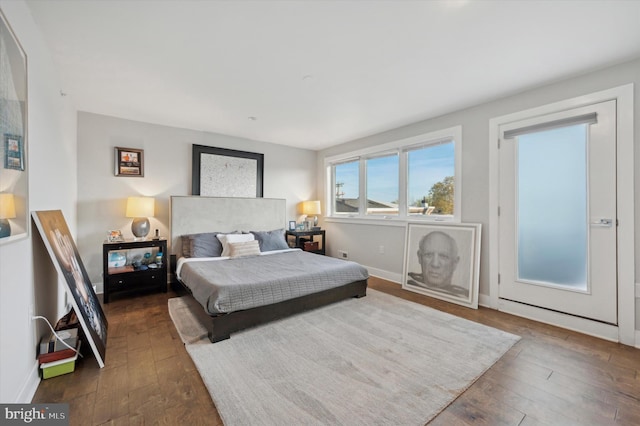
[168,290,519,425]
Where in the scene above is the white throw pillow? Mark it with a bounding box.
[217,233,255,257]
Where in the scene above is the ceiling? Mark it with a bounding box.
[25,0,640,150]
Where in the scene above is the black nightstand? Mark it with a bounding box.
[102,239,167,303]
[285,229,325,255]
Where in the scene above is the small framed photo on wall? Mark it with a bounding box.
[4,134,24,171]
[114,147,144,177]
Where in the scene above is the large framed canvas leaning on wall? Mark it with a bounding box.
[403,222,481,309]
[33,210,108,368]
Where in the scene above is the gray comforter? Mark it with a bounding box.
[178,250,369,315]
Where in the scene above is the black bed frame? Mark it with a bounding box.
[173,278,368,343]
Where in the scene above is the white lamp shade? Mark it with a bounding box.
[301,200,321,216]
[126,196,155,218]
[0,193,16,219]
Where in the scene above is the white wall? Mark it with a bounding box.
[0,0,77,402]
[76,112,318,291]
[318,58,640,331]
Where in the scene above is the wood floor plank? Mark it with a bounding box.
[444,378,527,425]
[30,278,639,426]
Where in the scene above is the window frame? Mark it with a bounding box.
[325,126,462,223]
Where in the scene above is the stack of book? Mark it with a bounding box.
[38,328,80,379]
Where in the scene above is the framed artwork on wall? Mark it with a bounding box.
[32,210,109,368]
[0,10,29,244]
[192,144,264,197]
[403,222,482,309]
[114,146,144,177]
[4,134,24,171]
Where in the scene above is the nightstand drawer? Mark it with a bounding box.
[108,272,163,288]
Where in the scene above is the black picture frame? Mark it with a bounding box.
[288,220,296,231]
[32,210,108,368]
[114,146,144,177]
[192,144,263,197]
[4,134,24,171]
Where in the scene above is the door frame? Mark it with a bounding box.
[488,84,635,346]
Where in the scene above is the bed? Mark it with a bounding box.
[170,196,368,343]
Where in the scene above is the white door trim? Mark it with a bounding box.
[489,84,635,346]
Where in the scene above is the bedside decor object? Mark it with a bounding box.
[0,193,16,238]
[126,196,154,239]
[288,220,296,231]
[300,200,321,227]
[108,251,127,268]
[114,147,144,176]
[107,229,123,242]
[32,210,109,368]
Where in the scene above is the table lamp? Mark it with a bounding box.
[301,200,321,228]
[0,193,16,238]
[126,196,154,239]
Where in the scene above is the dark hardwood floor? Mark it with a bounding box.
[33,277,640,425]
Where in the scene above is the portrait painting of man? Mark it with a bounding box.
[404,223,481,309]
[32,210,108,367]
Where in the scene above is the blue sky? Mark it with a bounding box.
[335,143,454,204]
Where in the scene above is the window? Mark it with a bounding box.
[326,126,461,221]
[333,160,360,214]
[406,141,455,217]
[366,154,399,216]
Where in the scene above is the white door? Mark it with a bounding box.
[498,100,617,324]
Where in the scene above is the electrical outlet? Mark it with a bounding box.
[338,250,348,259]
[379,245,385,254]
[28,304,34,320]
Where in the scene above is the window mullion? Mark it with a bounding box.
[359,158,366,217]
[398,150,408,217]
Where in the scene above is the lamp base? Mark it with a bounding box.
[0,219,11,238]
[131,217,150,239]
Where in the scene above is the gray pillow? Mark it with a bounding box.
[250,229,288,252]
[190,232,223,258]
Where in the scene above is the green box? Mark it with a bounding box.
[41,359,76,379]
[40,341,80,379]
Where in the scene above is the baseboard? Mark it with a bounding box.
[499,299,619,342]
[366,270,493,310]
[478,293,491,308]
[16,360,40,402]
[635,283,640,349]
[365,266,402,284]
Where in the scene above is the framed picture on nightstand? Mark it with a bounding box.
[288,221,296,231]
[107,230,124,242]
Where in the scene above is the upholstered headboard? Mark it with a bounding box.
[170,196,287,255]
